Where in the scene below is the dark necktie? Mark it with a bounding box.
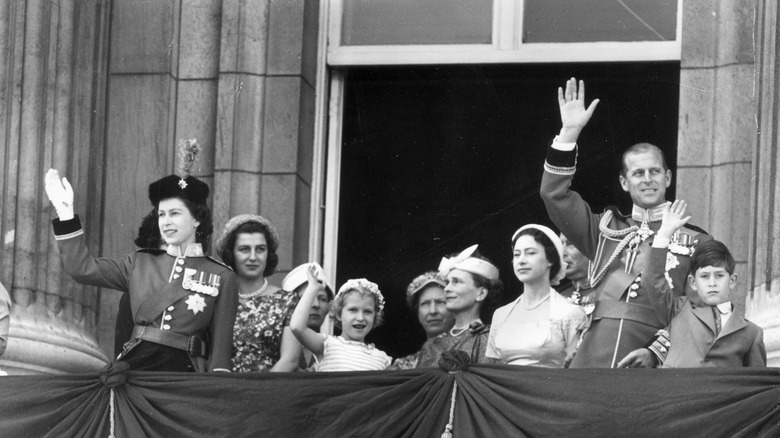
[713,307,721,335]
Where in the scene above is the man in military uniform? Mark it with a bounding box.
[558,233,596,314]
[540,78,709,368]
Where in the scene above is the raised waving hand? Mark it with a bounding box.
[557,78,600,143]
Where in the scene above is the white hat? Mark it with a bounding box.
[282,262,333,298]
[512,224,566,285]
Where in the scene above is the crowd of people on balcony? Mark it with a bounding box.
[26,78,765,376]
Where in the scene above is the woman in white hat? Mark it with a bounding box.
[412,245,503,368]
[486,224,586,368]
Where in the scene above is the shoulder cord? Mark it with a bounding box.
[588,211,639,287]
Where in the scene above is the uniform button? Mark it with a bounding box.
[164,315,172,321]
[163,324,171,330]
[175,266,183,273]
[628,291,637,299]
[660,347,666,352]
[173,274,180,279]
[630,284,639,291]
[665,341,671,347]
[177,259,185,265]
[167,306,174,311]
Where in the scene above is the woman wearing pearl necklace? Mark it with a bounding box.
[413,244,503,368]
[217,214,301,372]
[486,224,586,368]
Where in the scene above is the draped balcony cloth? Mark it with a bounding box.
[0,355,778,438]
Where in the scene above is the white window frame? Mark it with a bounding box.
[311,0,683,283]
[327,0,683,65]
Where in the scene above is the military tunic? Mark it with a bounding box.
[540,143,709,368]
[53,216,238,372]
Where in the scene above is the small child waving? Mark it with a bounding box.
[290,264,391,371]
[640,200,766,367]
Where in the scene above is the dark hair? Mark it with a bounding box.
[513,228,562,281]
[219,221,279,276]
[148,197,214,252]
[620,143,668,177]
[690,239,735,275]
[134,208,163,248]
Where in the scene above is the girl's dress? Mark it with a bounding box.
[316,335,391,371]
[232,289,299,372]
[487,290,586,368]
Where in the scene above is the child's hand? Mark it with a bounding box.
[657,200,690,239]
[305,264,325,292]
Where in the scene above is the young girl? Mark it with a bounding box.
[290,265,391,371]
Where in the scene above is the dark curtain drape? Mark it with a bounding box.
[1,361,778,437]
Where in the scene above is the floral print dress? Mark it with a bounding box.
[232,289,299,372]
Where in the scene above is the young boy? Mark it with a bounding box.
[640,200,766,367]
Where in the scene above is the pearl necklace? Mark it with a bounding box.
[239,279,269,299]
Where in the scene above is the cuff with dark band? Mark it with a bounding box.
[52,215,84,240]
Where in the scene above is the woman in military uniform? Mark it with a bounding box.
[44,156,237,372]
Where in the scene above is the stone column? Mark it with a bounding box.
[0,0,111,374]
[677,0,755,302]
[746,0,780,366]
[213,0,320,280]
[97,0,321,353]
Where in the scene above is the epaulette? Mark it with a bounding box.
[206,255,232,270]
[604,205,629,220]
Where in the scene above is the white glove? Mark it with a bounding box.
[44,169,75,221]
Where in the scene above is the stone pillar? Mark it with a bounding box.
[0,0,111,374]
[213,0,319,279]
[97,0,320,353]
[746,0,780,366]
[677,0,755,302]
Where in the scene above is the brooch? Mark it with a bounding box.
[182,268,220,297]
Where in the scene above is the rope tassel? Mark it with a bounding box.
[441,381,458,438]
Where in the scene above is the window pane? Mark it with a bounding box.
[341,0,492,46]
[524,0,677,43]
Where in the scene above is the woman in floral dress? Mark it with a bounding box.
[217,215,301,372]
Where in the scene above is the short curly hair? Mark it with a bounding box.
[217,216,279,276]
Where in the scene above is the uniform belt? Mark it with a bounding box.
[131,326,206,357]
[592,301,664,328]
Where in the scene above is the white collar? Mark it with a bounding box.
[631,202,670,223]
[165,243,204,258]
[716,302,732,315]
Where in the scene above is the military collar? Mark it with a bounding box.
[165,243,205,258]
[631,201,670,223]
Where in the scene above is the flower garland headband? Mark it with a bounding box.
[334,278,385,316]
[438,244,499,282]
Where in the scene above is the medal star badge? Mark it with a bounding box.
[664,252,680,289]
[186,293,207,315]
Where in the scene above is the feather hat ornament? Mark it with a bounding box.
[175,138,201,189]
[147,138,210,205]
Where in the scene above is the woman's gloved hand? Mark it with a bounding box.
[44,169,75,221]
